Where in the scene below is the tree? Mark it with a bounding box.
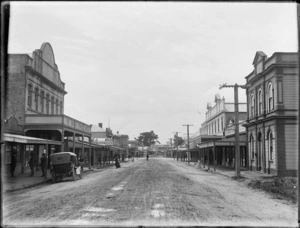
[137,131,159,147]
[173,135,184,147]
[128,145,138,158]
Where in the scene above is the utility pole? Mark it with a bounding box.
[219,83,246,178]
[173,132,180,160]
[182,124,193,164]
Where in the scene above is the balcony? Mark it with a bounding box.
[24,114,91,135]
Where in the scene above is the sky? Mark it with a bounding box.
[8,2,297,144]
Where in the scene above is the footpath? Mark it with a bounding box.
[3,163,116,193]
[186,160,297,204]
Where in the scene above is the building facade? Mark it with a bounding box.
[190,94,248,169]
[200,94,247,136]
[245,51,298,176]
[4,42,92,175]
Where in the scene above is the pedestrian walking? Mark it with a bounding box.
[79,156,84,171]
[115,156,121,169]
[40,152,46,177]
[28,154,35,177]
[10,152,17,177]
[146,153,149,161]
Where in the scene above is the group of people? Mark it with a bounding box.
[11,152,150,177]
[10,152,47,178]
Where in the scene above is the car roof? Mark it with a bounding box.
[51,152,77,156]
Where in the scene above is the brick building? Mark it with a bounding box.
[4,42,92,175]
[244,51,298,176]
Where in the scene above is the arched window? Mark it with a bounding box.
[258,89,262,115]
[250,134,254,159]
[268,83,273,112]
[268,131,273,160]
[34,87,39,111]
[56,98,59,114]
[40,91,45,113]
[60,101,63,114]
[51,96,55,114]
[250,94,255,118]
[27,84,32,109]
[46,94,50,114]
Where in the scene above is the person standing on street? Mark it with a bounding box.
[10,152,17,177]
[115,155,120,169]
[28,154,35,177]
[146,153,149,161]
[40,152,46,177]
[79,156,84,171]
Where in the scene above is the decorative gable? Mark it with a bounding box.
[253,51,267,75]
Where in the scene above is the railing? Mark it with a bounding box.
[25,114,91,134]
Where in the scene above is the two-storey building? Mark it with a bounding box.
[196,94,248,169]
[245,51,298,176]
[4,42,92,175]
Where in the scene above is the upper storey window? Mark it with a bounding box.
[250,94,255,118]
[60,101,63,114]
[46,94,50,114]
[258,89,262,115]
[27,84,33,109]
[267,83,274,112]
[56,98,59,114]
[40,91,45,113]
[34,87,39,111]
[51,96,55,114]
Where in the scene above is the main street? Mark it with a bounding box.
[3,157,297,226]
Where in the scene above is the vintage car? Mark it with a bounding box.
[50,152,81,183]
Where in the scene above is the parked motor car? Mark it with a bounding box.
[50,152,81,183]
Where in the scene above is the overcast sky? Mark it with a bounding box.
[8,2,297,143]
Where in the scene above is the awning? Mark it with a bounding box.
[4,133,61,145]
[198,140,247,149]
[108,145,126,151]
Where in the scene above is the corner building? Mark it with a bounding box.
[5,43,92,175]
[245,51,298,176]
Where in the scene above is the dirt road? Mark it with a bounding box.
[3,157,297,226]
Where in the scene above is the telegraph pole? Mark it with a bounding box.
[182,124,193,164]
[219,83,246,178]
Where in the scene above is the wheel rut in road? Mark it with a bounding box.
[3,158,297,226]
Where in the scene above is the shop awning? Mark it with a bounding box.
[198,139,247,149]
[4,133,61,145]
[108,145,126,151]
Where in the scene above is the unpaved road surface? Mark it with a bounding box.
[3,157,297,226]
